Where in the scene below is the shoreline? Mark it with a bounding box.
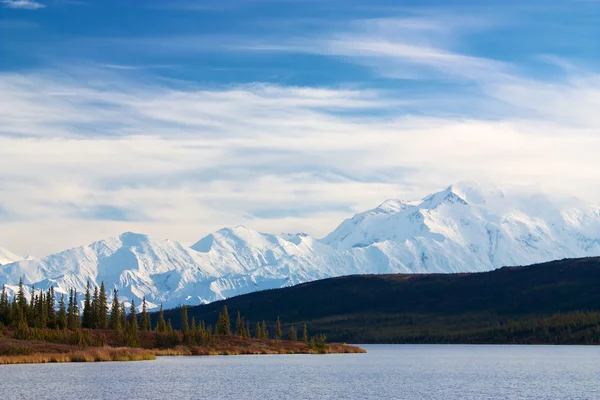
[0,337,365,365]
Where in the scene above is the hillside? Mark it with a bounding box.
[164,257,600,344]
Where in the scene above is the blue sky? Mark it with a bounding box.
[0,0,599,256]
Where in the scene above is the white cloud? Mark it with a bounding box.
[1,12,599,257]
[0,64,599,257]
[2,0,45,9]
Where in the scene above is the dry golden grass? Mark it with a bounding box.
[0,333,365,364]
[0,347,156,364]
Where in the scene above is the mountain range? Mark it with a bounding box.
[1,182,599,309]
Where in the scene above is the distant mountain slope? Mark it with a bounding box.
[2,182,600,309]
[0,247,26,265]
[168,257,600,344]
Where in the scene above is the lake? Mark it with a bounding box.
[1,345,599,399]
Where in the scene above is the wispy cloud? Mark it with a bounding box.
[0,62,599,256]
[2,0,45,9]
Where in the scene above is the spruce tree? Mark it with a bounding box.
[235,311,243,337]
[126,299,139,347]
[92,286,100,328]
[67,289,75,329]
[288,325,297,342]
[17,277,26,310]
[46,287,56,329]
[156,303,166,332]
[98,282,108,329]
[82,281,92,329]
[57,294,67,329]
[140,297,151,331]
[261,320,269,340]
[37,289,47,329]
[275,316,282,341]
[255,321,262,339]
[72,291,80,328]
[109,288,121,330]
[302,324,308,343]
[216,305,230,336]
[181,305,189,333]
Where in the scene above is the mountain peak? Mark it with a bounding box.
[0,247,25,265]
[376,199,410,213]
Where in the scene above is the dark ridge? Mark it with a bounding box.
[158,257,600,344]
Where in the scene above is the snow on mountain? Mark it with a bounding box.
[2,182,600,309]
[0,247,28,265]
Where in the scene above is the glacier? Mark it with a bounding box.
[1,182,599,310]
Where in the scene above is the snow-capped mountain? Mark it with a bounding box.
[2,182,600,309]
[0,247,27,265]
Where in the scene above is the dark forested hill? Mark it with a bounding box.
[160,257,600,344]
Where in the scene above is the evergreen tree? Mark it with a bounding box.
[16,277,26,310]
[46,287,56,329]
[288,325,297,342]
[67,289,75,329]
[140,297,151,331]
[216,305,230,336]
[261,320,269,340]
[245,320,251,338]
[166,319,173,332]
[57,294,67,329]
[72,291,80,328]
[156,303,166,332]
[235,311,244,337]
[98,282,108,329]
[275,316,282,341]
[91,285,100,328]
[302,324,308,343]
[120,301,127,332]
[82,281,92,329]
[109,288,121,330]
[181,305,189,333]
[37,289,47,328]
[126,299,139,347]
[255,321,262,339]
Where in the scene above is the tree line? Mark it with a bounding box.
[0,279,315,348]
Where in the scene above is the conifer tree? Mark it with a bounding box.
[72,291,80,328]
[92,286,100,328]
[245,320,251,338]
[140,297,151,331]
[109,288,121,330]
[235,311,244,337]
[190,316,196,332]
[125,299,139,347]
[46,287,56,329]
[98,282,108,329]
[67,289,75,329]
[255,321,262,339]
[275,316,282,341]
[261,320,269,340]
[166,319,173,332]
[181,305,189,333]
[216,305,230,336]
[57,294,67,329]
[156,303,166,332]
[82,281,92,328]
[37,289,47,328]
[120,301,127,331]
[17,277,26,311]
[288,325,297,342]
[302,324,308,343]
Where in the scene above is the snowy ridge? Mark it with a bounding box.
[0,247,28,266]
[2,182,600,309]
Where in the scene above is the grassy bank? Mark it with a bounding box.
[0,334,365,364]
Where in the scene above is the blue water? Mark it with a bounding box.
[1,345,599,399]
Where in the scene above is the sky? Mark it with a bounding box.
[0,0,599,257]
